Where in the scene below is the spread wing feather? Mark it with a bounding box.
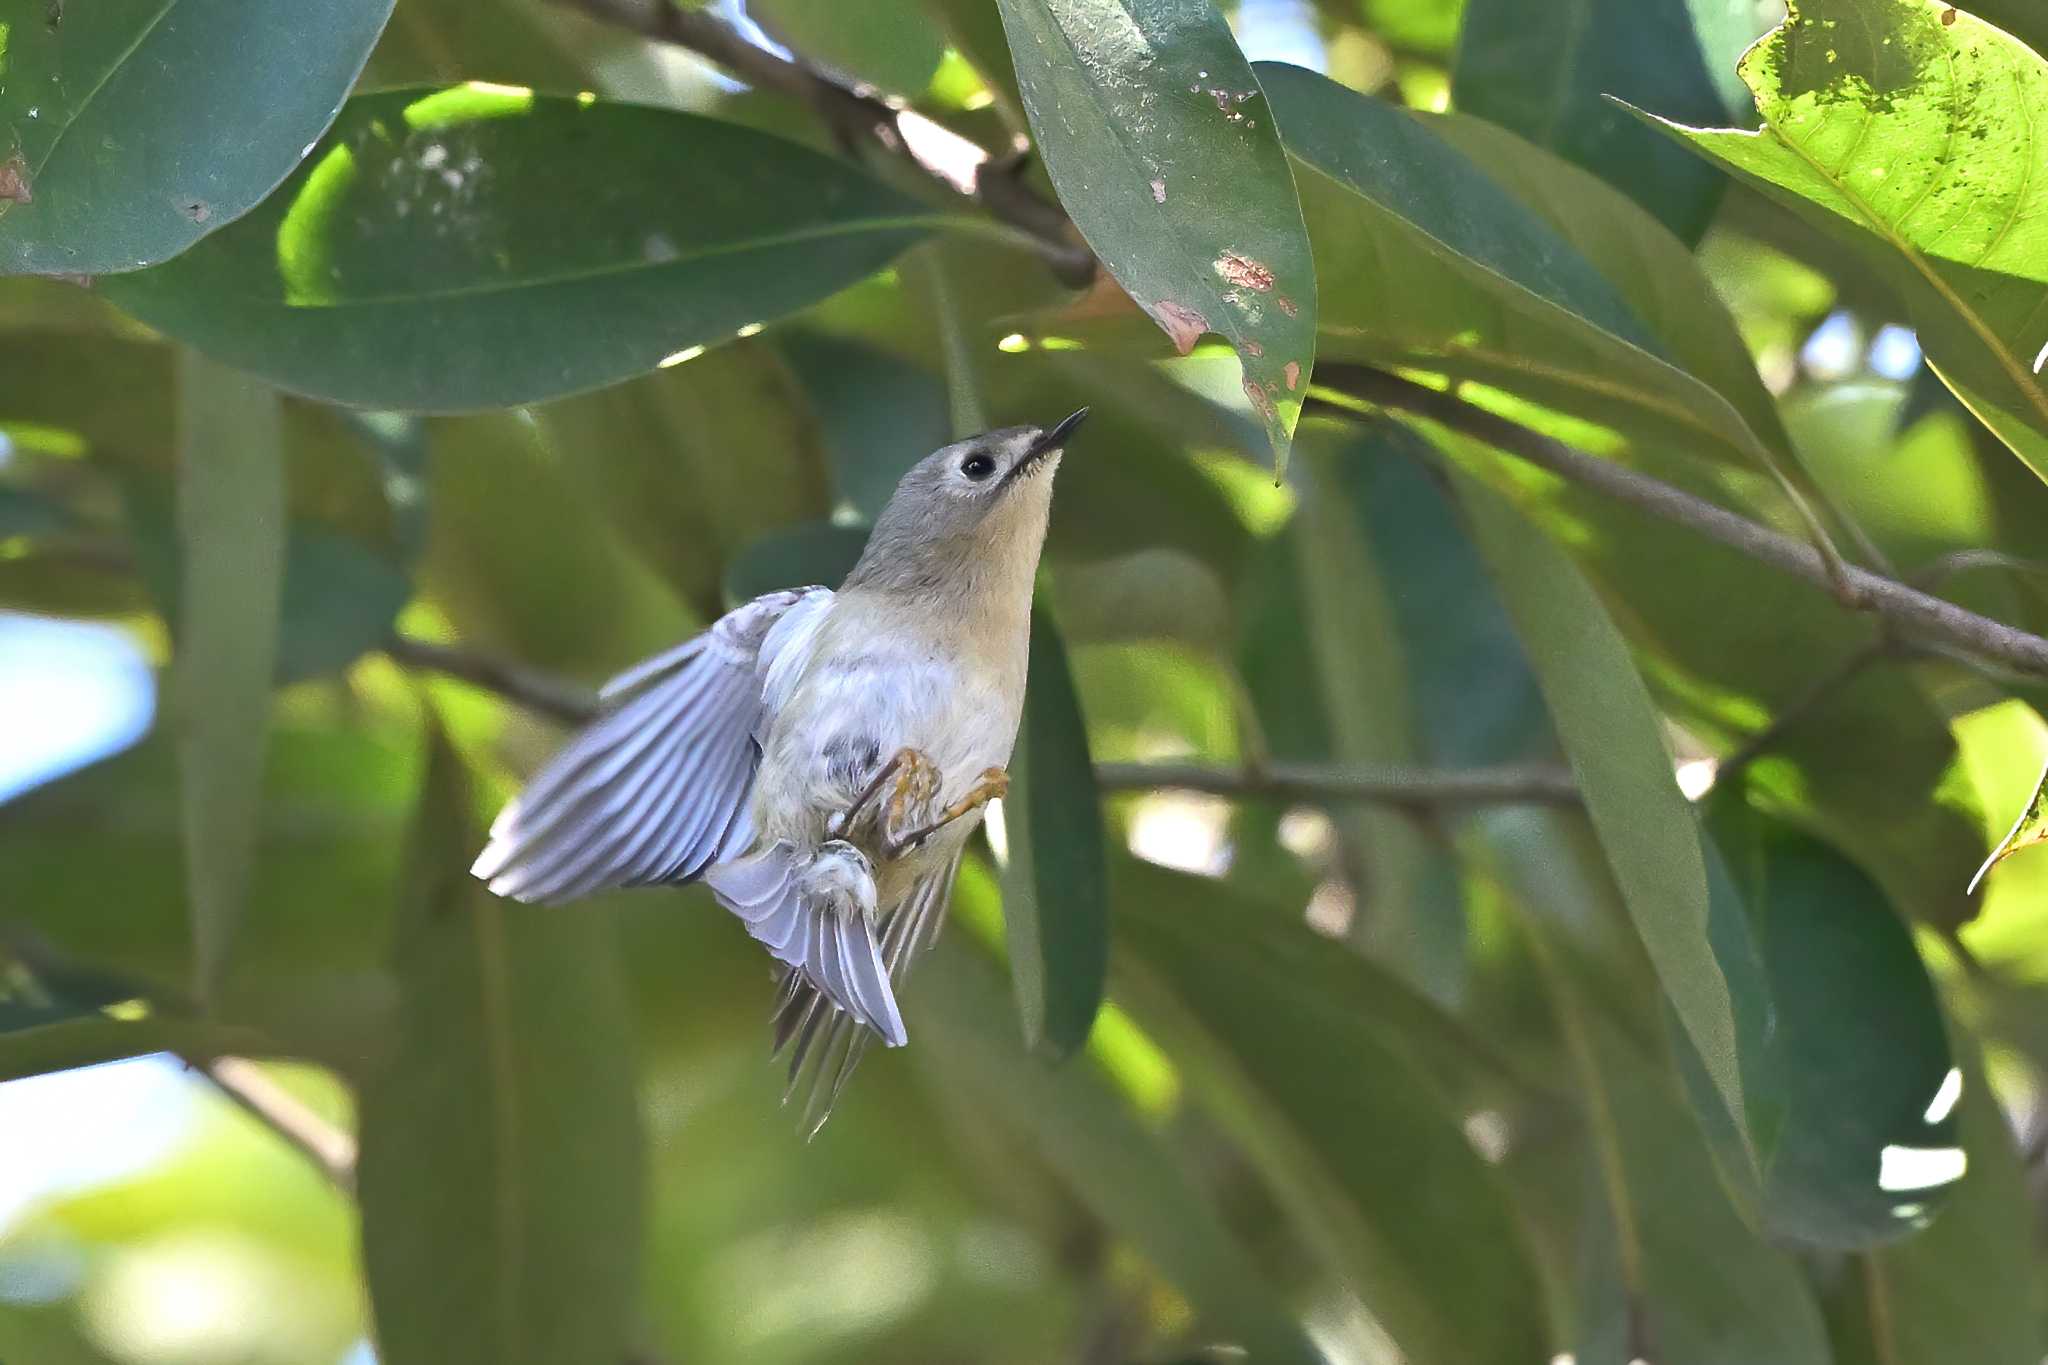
[471,588,823,904]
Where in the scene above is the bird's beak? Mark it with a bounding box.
[1038,407,1090,456]
[1007,408,1089,488]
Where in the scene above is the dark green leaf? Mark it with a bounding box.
[1452,0,1747,241]
[1540,996,1834,1364]
[99,88,944,410]
[1116,859,1554,1364]
[722,520,867,607]
[1642,0,2048,480]
[1456,472,1748,1152]
[994,0,1317,468]
[0,0,395,276]
[358,724,644,1365]
[779,329,951,523]
[998,602,1108,1057]
[1703,800,1962,1248]
[174,350,285,1006]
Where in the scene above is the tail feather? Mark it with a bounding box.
[769,852,962,1136]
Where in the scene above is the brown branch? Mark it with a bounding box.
[183,1053,357,1193]
[553,0,1094,284]
[1095,759,1580,807]
[1316,365,2048,679]
[385,635,598,725]
[383,635,1583,807]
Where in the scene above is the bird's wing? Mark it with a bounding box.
[471,587,831,904]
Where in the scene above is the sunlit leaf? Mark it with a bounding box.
[1971,752,2048,892]
[0,0,395,276]
[98,88,946,410]
[358,723,644,1365]
[997,603,1108,1056]
[1642,0,2048,481]
[994,0,1317,468]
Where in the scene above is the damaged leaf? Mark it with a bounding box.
[1639,0,2048,483]
[993,0,1317,472]
[1971,752,2048,893]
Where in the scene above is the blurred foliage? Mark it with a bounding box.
[2,1,2047,1363]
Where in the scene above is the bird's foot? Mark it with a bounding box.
[882,766,1009,859]
[828,746,937,840]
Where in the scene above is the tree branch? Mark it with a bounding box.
[553,0,1095,284]
[1315,365,2048,679]
[385,635,1583,807]
[184,1053,357,1193]
[385,635,599,725]
[1094,759,1580,808]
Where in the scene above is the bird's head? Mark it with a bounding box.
[845,409,1088,601]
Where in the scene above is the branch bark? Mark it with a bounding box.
[184,1053,357,1193]
[1316,365,2048,679]
[1094,759,1580,808]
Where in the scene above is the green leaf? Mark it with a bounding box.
[1452,0,1748,242]
[752,0,945,95]
[994,0,1317,469]
[1535,990,1834,1364]
[1455,472,1748,1153]
[174,350,285,1007]
[358,724,644,1365]
[1260,64,1804,490]
[97,87,943,410]
[1842,1054,2042,1365]
[1704,800,1963,1248]
[779,330,951,522]
[911,916,1321,1364]
[531,344,834,619]
[1115,860,1554,1363]
[1421,111,1809,494]
[0,0,395,276]
[1641,0,2048,481]
[997,602,1108,1056]
[1972,752,2048,891]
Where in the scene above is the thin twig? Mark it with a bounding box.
[553,0,1094,284]
[1711,637,1898,785]
[183,1053,357,1193]
[384,634,1584,807]
[1094,759,1580,807]
[385,635,599,725]
[1315,366,2048,679]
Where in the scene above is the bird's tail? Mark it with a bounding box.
[710,845,960,1135]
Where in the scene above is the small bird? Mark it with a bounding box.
[471,409,1088,1130]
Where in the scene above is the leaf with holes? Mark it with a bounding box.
[98,87,943,410]
[0,0,394,276]
[1641,0,2048,483]
[993,0,1316,470]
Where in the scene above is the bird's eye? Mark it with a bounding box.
[960,452,997,482]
